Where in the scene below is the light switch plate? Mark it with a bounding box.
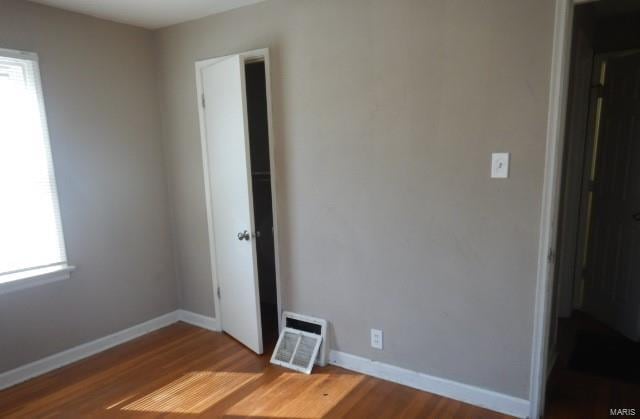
[491,153,510,179]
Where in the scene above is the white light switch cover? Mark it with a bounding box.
[491,153,510,179]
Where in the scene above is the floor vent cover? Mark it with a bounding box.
[270,312,326,374]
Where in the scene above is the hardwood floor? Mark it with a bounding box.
[544,312,640,418]
[0,323,512,418]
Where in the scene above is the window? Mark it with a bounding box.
[0,48,72,292]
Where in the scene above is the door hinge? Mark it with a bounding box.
[201,93,206,109]
[547,248,555,264]
[591,83,604,97]
[217,286,221,299]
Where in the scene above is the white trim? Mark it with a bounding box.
[262,51,284,333]
[0,265,75,295]
[0,313,528,417]
[329,350,530,418]
[0,311,179,391]
[0,48,72,287]
[0,47,38,61]
[32,48,72,270]
[0,309,224,391]
[176,309,221,332]
[529,1,576,418]
[239,54,264,354]
[194,48,283,338]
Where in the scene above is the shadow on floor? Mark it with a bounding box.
[545,311,640,418]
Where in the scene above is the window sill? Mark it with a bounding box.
[0,265,75,295]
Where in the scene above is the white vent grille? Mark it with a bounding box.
[270,328,322,374]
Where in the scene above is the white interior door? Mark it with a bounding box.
[201,55,263,354]
[583,52,640,341]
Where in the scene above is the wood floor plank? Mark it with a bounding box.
[0,323,514,418]
[544,313,640,419]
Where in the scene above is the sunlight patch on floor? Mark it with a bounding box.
[226,372,364,418]
[121,371,259,414]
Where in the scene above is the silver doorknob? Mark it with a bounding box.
[237,230,250,241]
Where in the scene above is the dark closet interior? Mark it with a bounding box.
[245,61,279,348]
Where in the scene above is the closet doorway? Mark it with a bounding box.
[195,49,281,355]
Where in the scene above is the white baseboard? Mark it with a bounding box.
[0,309,222,391]
[0,311,179,391]
[329,350,530,418]
[177,309,221,332]
[1,312,527,418]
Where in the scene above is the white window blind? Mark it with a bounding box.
[0,49,68,282]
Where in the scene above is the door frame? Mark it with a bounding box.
[195,48,283,336]
[529,1,596,418]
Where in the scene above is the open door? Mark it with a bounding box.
[199,54,263,354]
[583,51,640,341]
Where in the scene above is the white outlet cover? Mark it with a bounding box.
[491,153,510,179]
[371,329,383,350]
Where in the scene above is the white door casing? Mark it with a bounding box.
[529,1,575,418]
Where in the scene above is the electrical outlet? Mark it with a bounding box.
[371,329,383,350]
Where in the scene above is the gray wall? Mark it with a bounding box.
[156,0,554,398]
[0,0,177,372]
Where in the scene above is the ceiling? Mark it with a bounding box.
[29,0,266,29]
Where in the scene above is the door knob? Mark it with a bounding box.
[237,230,250,241]
[633,212,640,222]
